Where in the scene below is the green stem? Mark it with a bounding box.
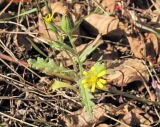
[69,35,83,75]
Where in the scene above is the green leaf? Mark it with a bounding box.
[27,37,48,58]
[80,39,102,63]
[51,80,78,92]
[48,22,58,33]
[48,40,76,55]
[28,57,76,81]
[3,8,37,20]
[79,82,94,117]
[61,14,74,37]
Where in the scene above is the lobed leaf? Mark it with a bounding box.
[79,82,94,117]
[28,57,76,81]
[51,80,78,92]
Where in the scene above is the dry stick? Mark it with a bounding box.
[104,114,131,127]
[0,38,24,64]
[143,61,160,121]
[109,88,160,126]
[0,21,47,81]
[13,0,23,47]
[0,36,42,79]
[0,51,74,81]
[0,58,25,83]
[108,87,160,106]
[150,0,160,10]
[48,101,73,115]
[0,95,80,104]
[0,111,38,127]
[0,31,37,34]
[92,0,110,16]
[124,65,154,101]
[0,73,53,98]
[0,53,29,67]
[153,105,160,122]
[0,96,40,101]
[0,0,13,16]
[0,34,62,82]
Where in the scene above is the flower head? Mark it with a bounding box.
[43,13,54,23]
[81,63,107,92]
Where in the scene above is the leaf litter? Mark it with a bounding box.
[0,0,160,127]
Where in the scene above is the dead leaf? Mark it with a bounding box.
[145,33,160,62]
[157,55,160,64]
[127,33,160,62]
[127,36,145,59]
[48,2,68,15]
[121,105,153,126]
[61,103,118,127]
[96,124,111,127]
[83,14,120,36]
[106,59,149,87]
[73,2,86,17]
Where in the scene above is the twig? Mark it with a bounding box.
[108,87,160,106]
[104,113,131,127]
[0,53,29,67]
[123,64,154,101]
[0,111,38,127]
[92,0,110,16]
[0,0,13,17]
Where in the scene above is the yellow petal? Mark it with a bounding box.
[97,81,104,89]
[91,66,96,73]
[84,83,88,88]
[99,79,107,84]
[43,13,53,22]
[90,75,97,83]
[91,83,96,92]
[97,70,107,77]
[81,79,87,84]
[83,71,89,76]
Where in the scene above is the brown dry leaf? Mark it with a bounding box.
[106,59,149,87]
[127,36,145,59]
[157,55,160,64]
[127,33,160,62]
[73,2,86,17]
[96,124,111,127]
[84,14,121,36]
[120,105,153,126]
[61,103,118,127]
[145,33,160,62]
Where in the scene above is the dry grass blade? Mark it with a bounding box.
[0,111,38,127]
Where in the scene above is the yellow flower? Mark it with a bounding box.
[43,13,54,23]
[81,63,107,92]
